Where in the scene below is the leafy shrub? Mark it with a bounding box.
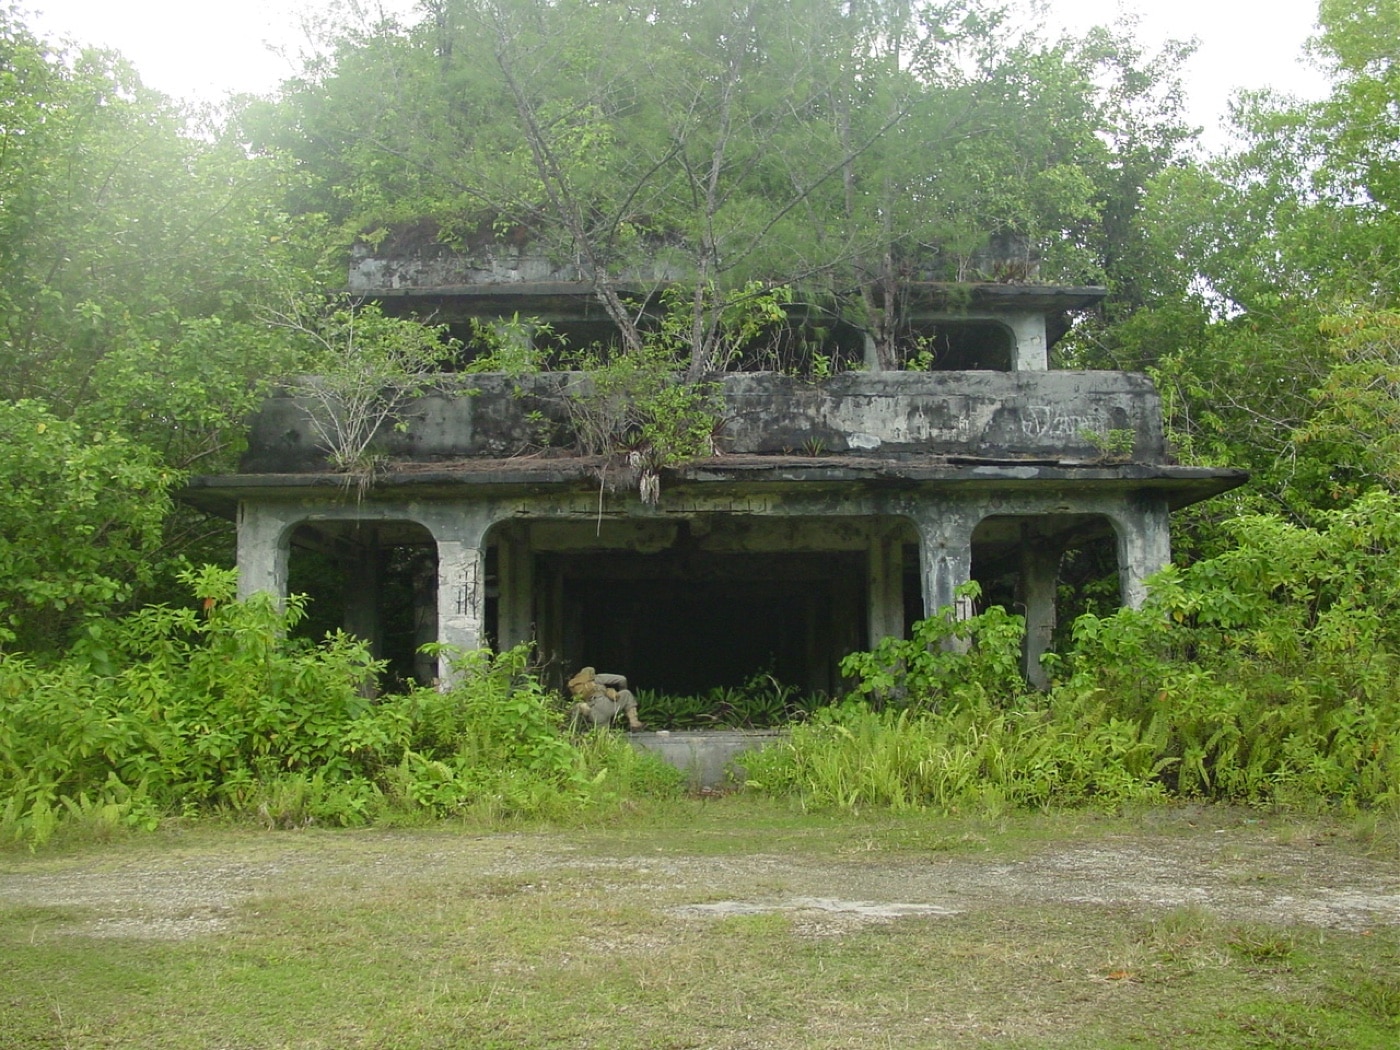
[0,400,174,651]
[0,568,679,845]
[751,495,1400,813]
[839,584,1026,711]
[1060,493,1400,807]
[638,672,822,729]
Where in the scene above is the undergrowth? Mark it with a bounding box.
[637,673,823,729]
[0,567,682,846]
[7,494,1400,843]
[748,494,1400,813]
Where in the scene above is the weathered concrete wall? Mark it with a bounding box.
[347,236,1042,293]
[240,371,1167,473]
[629,730,785,790]
[348,244,683,290]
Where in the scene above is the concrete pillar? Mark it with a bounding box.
[1007,312,1048,371]
[235,501,292,603]
[412,554,438,685]
[1111,497,1172,609]
[418,506,499,683]
[863,331,881,372]
[343,542,384,659]
[867,524,905,645]
[496,524,535,651]
[1020,538,1060,690]
[910,503,978,622]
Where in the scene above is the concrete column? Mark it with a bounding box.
[867,524,905,645]
[1111,497,1172,609]
[418,505,499,683]
[863,331,881,372]
[343,542,384,659]
[496,524,535,651]
[235,501,292,603]
[412,554,438,685]
[910,502,978,622]
[1006,312,1048,371]
[1020,538,1060,690]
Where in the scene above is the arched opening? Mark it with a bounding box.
[286,519,439,690]
[971,513,1120,687]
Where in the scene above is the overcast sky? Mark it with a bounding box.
[27,0,1331,150]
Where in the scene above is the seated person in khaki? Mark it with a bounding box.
[567,667,644,730]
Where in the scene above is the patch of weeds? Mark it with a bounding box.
[713,912,794,938]
[838,824,988,855]
[471,874,546,899]
[1226,869,1281,886]
[637,672,822,729]
[1236,1007,1351,1049]
[1350,810,1400,855]
[1138,906,1228,969]
[1228,924,1296,964]
[1349,975,1400,1025]
[0,904,88,928]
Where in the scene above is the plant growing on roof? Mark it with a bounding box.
[560,341,720,505]
[268,299,455,492]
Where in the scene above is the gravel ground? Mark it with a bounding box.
[2,809,1397,941]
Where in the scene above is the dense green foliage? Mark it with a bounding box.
[637,672,823,729]
[1073,0,1400,539]
[10,490,1400,844]
[0,8,324,644]
[0,568,680,845]
[242,0,1195,373]
[750,494,1400,811]
[5,1,1400,837]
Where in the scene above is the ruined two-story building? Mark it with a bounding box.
[185,241,1246,696]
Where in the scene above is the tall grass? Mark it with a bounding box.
[0,567,681,845]
[748,494,1400,813]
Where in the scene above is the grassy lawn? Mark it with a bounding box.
[2,801,1398,1048]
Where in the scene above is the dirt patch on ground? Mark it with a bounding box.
[2,809,1397,942]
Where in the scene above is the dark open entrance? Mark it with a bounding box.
[532,526,867,697]
[915,320,1014,371]
[286,520,438,690]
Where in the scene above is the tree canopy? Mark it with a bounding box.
[239,0,1196,372]
[2,0,1400,651]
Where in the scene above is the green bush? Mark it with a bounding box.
[0,567,679,845]
[637,672,821,729]
[749,496,1400,812]
[1060,492,1400,807]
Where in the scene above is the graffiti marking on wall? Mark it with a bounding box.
[1021,405,1096,439]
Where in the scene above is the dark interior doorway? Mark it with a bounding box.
[537,548,866,696]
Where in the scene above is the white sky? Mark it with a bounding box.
[27,0,1331,150]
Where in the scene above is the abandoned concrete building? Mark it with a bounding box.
[186,242,1246,698]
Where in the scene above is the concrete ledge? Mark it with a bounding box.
[628,729,786,790]
[240,370,1169,473]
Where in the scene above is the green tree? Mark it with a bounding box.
[0,8,329,650]
[241,0,1196,375]
[0,401,172,652]
[1074,1,1400,532]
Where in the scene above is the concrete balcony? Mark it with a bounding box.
[239,369,1172,475]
